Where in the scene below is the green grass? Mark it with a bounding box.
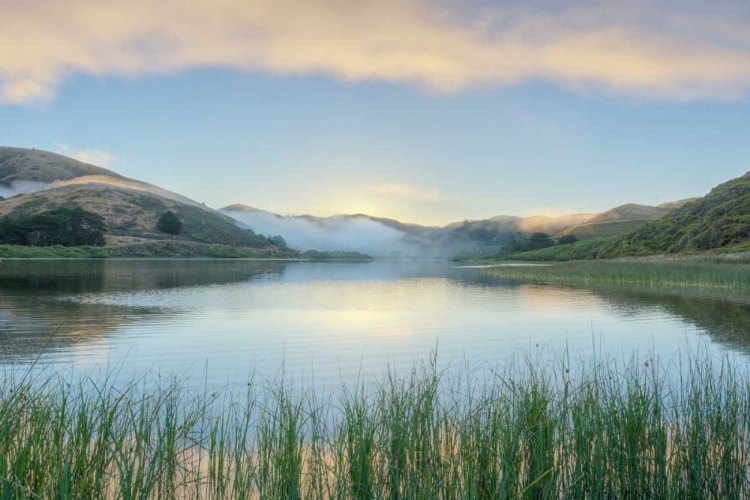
[484,259,750,290]
[1,351,750,499]
[502,238,612,262]
[561,219,651,239]
[0,241,300,259]
[454,238,612,263]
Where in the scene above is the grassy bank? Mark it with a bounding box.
[0,241,301,259]
[2,352,750,499]
[483,259,750,290]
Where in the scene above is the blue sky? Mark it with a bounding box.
[1,1,749,225]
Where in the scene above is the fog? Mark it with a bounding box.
[0,180,50,198]
[223,210,431,258]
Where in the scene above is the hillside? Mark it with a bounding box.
[585,204,672,224]
[598,173,750,257]
[0,147,279,250]
[0,147,125,187]
[0,184,273,248]
[559,203,682,239]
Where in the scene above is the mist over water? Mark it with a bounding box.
[224,210,432,257]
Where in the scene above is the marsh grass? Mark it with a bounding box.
[1,351,750,499]
[484,259,750,291]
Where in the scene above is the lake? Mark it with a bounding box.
[2,259,750,389]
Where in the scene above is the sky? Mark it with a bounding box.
[1,0,749,226]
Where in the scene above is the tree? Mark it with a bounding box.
[557,234,579,246]
[157,211,182,235]
[528,232,554,251]
[269,235,289,250]
[0,207,107,246]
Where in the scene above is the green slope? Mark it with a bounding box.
[598,172,750,258]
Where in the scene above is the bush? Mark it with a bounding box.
[0,206,106,246]
[557,234,579,245]
[157,211,182,235]
[269,235,289,250]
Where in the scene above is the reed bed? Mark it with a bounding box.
[1,352,750,499]
[484,260,750,291]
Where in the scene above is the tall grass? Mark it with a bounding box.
[484,260,750,291]
[1,351,749,499]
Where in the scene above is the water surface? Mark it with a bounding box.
[2,259,749,388]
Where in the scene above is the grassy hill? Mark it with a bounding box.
[558,202,695,240]
[0,147,125,186]
[598,173,750,257]
[0,184,273,248]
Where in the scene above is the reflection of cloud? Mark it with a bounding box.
[2,1,750,104]
[57,144,115,167]
[371,183,455,204]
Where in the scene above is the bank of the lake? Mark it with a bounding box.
[0,242,374,260]
[480,257,750,291]
[2,351,749,499]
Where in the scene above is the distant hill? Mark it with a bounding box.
[585,204,672,224]
[558,202,691,239]
[0,147,275,249]
[598,173,750,257]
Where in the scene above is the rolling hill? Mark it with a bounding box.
[0,147,276,250]
[598,173,750,257]
[558,202,694,239]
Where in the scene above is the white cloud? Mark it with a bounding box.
[56,143,115,167]
[1,1,750,104]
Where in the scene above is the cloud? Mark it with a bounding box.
[1,0,750,104]
[56,144,115,167]
[371,183,455,204]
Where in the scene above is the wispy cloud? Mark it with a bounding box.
[57,143,115,167]
[371,183,456,204]
[2,0,750,104]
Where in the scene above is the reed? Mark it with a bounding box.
[484,259,750,291]
[1,350,749,499]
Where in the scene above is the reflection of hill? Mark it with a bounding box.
[0,297,154,361]
[0,260,289,361]
[537,283,750,355]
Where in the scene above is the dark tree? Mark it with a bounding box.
[527,232,554,251]
[269,235,289,250]
[0,207,107,246]
[557,234,579,245]
[157,211,182,235]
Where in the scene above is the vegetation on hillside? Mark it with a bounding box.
[2,351,750,499]
[0,206,106,246]
[598,173,750,257]
[499,237,611,262]
[0,184,275,249]
[303,250,374,260]
[557,219,651,239]
[0,241,300,259]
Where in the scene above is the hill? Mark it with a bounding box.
[584,204,672,224]
[0,147,278,250]
[558,202,688,239]
[0,147,125,188]
[598,173,750,257]
[0,184,274,248]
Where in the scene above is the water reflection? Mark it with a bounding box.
[0,260,748,383]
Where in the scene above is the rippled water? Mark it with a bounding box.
[2,259,750,388]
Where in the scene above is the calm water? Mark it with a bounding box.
[2,259,750,388]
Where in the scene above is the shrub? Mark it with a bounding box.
[157,210,182,235]
[0,206,106,246]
